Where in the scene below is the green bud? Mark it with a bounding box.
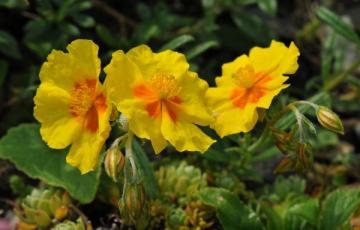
[271,128,295,155]
[119,183,147,225]
[316,106,344,135]
[295,143,313,173]
[274,156,294,174]
[104,145,125,182]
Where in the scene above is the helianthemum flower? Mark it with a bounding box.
[34,39,111,174]
[104,45,215,153]
[206,40,300,137]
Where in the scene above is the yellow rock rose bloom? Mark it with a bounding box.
[206,40,300,137]
[104,45,215,153]
[34,39,112,174]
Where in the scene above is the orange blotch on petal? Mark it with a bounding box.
[84,105,99,132]
[231,70,272,109]
[146,100,162,118]
[163,96,182,122]
[133,74,182,122]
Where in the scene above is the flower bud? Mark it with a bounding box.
[274,156,294,174]
[119,183,147,225]
[316,106,344,135]
[297,144,311,167]
[295,143,312,173]
[104,146,125,182]
[271,128,294,155]
[118,114,129,132]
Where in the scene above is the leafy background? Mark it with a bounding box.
[0,0,359,229]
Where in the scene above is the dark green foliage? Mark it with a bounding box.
[0,0,359,229]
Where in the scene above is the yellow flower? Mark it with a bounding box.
[34,39,112,174]
[104,45,215,153]
[206,40,300,137]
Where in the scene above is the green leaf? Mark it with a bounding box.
[231,11,274,45]
[186,40,218,60]
[132,140,160,199]
[261,203,284,230]
[0,59,8,87]
[287,198,319,226]
[68,1,93,14]
[319,187,360,230]
[96,24,123,48]
[61,23,80,36]
[72,13,95,28]
[0,123,101,203]
[273,176,306,201]
[321,31,337,81]
[0,30,21,59]
[57,0,76,22]
[0,0,28,9]
[257,0,277,16]
[198,188,263,230]
[133,23,160,43]
[316,7,360,46]
[159,35,194,51]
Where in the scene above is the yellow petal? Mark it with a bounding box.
[161,106,215,153]
[66,39,100,77]
[249,40,300,76]
[206,87,234,114]
[66,131,104,174]
[222,54,250,77]
[217,55,250,87]
[126,45,189,80]
[104,50,143,103]
[34,83,81,149]
[39,39,100,91]
[212,104,258,137]
[256,84,289,109]
[178,72,214,126]
[66,95,111,174]
[117,99,167,154]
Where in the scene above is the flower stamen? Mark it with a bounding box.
[69,78,107,132]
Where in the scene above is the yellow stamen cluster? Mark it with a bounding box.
[150,73,182,99]
[69,79,96,118]
[233,65,256,88]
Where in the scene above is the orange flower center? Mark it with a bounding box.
[69,78,107,133]
[133,73,182,122]
[231,65,272,108]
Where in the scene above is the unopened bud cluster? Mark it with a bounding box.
[272,128,312,174]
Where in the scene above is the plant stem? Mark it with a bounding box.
[248,123,270,152]
[69,204,90,227]
[323,59,360,91]
[125,132,137,180]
